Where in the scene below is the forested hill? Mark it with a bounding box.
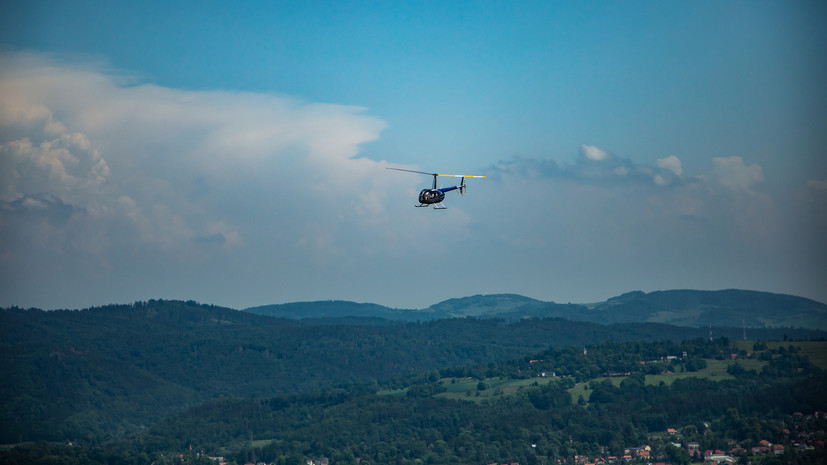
[4,299,825,443]
[246,289,827,329]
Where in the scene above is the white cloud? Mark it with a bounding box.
[656,155,683,176]
[0,132,109,202]
[494,147,682,188]
[711,156,764,192]
[0,51,401,309]
[581,144,609,161]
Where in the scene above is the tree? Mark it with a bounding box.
[664,443,690,465]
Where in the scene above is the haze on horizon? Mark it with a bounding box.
[1,1,825,310]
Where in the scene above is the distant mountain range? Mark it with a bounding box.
[245,289,827,330]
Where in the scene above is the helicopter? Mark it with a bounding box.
[386,167,485,209]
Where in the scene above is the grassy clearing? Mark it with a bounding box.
[568,357,772,406]
[380,341,827,405]
[379,377,562,403]
[568,377,624,404]
[376,388,408,396]
[436,377,551,402]
[251,439,277,448]
[767,341,827,369]
[732,340,827,369]
[643,358,769,386]
[0,442,36,450]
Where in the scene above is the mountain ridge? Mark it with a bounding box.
[245,289,827,330]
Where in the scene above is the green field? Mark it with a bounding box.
[771,341,827,369]
[382,356,773,405]
[434,376,560,402]
[568,377,621,404]
[379,341,827,406]
[379,376,561,402]
[731,340,827,369]
[643,358,745,386]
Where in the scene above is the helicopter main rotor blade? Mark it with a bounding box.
[386,167,486,178]
[385,167,437,176]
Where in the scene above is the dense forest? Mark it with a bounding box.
[1,299,826,464]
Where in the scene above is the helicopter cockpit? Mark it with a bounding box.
[419,189,445,204]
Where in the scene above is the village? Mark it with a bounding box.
[551,410,826,465]
[171,411,826,465]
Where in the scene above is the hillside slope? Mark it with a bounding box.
[6,300,770,443]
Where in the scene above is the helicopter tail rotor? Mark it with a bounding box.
[459,177,467,195]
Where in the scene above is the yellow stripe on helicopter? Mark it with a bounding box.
[437,174,486,178]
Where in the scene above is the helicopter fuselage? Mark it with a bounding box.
[418,186,458,205]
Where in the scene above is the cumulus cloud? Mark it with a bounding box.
[0,51,400,308]
[493,145,683,188]
[581,144,609,161]
[711,156,764,193]
[656,155,682,176]
[0,132,109,202]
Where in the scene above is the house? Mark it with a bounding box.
[667,428,677,435]
[705,455,736,465]
[625,445,651,458]
[773,444,784,455]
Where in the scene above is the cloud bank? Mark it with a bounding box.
[476,145,824,305]
[1,51,825,309]
[0,52,404,307]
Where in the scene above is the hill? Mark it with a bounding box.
[0,301,692,443]
[3,292,826,446]
[246,289,827,329]
[590,289,827,327]
[139,339,827,465]
[245,300,416,321]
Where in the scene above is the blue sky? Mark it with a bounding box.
[1,1,825,309]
